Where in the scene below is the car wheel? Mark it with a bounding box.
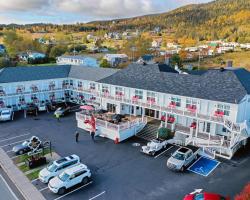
[19,150,24,155]
[180,166,185,172]
[82,177,89,185]
[58,187,66,195]
[151,151,156,156]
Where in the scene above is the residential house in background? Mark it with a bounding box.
[57,55,99,67]
[103,54,128,67]
[18,52,46,62]
[137,55,155,64]
[0,44,6,54]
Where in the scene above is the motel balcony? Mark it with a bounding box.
[76,112,147,142]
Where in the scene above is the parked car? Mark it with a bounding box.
[167,145,200,171]
[141,138,168,156]
[26,104,38,116]
[0,109,13,121]
[12,136,42,155]
[39,154,80,183]
[183,192,230,200]
[48,163,91,195]
[38,102,47,112]
[48,101,67,111]
[54,107,70,117]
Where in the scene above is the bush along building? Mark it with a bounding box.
[0,64,250,159]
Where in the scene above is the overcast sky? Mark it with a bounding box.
[0,0,212,24]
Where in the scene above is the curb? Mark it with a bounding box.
[0,148,46,200]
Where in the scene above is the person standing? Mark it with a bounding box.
[75,131,79,143]
[91,131,95,141]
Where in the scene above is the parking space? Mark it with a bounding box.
[1,112,250,200]
[188,156,220,177]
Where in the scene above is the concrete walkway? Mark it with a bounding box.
[0,148,46,200]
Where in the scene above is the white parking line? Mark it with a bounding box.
[39,186,48,192]
[0,133,30,143]
[89,191,106,200]
[154,146,174,159]
[53,181,93,200]
[0,175,19,200]
[0,139,27,148]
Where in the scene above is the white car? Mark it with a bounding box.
[39,154,80,183]
[0,109,13,121]
[141,138,168,156]
[48,163,91,195]
[38,103,47,112]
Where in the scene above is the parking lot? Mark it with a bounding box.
[1,111,250,200]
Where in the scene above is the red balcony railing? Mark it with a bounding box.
[214,110,224,117]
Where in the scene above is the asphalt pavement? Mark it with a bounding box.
[0,111,250,200]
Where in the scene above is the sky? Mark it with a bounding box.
[0,0,212,24]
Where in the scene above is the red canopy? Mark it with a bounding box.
[80,105,94,111]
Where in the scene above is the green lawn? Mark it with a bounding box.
[26,170,40,181]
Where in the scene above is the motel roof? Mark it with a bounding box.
[99,64,250,104]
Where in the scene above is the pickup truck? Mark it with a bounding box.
[167,145,200,171]
[141,138,168,156]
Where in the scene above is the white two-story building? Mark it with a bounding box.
[0,64,249,159]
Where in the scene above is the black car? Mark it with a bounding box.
[26,104,38,116]
[12,136,42,155]
[47,101,67,111]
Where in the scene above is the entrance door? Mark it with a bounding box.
[145,108,155,118]
[107,103,116,113]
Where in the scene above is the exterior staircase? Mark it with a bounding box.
[136,124,159,141]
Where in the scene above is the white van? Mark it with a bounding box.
[39,154,80,183]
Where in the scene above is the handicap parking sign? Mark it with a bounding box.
[188,157,220,177]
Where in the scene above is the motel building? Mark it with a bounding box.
[0,64,250,160]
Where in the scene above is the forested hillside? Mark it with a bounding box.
[91,0,250,42]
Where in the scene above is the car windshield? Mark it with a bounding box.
[173,152,185,160]
[1,111,10,115]
[57,107,63,111]
[47,162,57,172]
[22,141,29,146]
[195,193,204,200]
[58,172,70,182]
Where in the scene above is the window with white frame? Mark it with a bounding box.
[171,97,181,107]
[217,104,230,116]
[186,99,197,109]
[89,83,96,90]
[77,81,82,88]
[102,85,109,93]
[135,90,143,99]
[147,91,156,102]
[115,87,123,95]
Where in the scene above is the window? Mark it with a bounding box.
[194,193,204,200]
[102,85,109,93]
[70,80,73,86]
[186,99,197,109]
[147,91,156,102]
[75,170,86,178]
[217,104,230,116]
[206,123,211,133]
[78,81,82,88]
[135,90,143,99]
[115,87,123,95]
[89,83,96,90]
[171,97,181,107]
